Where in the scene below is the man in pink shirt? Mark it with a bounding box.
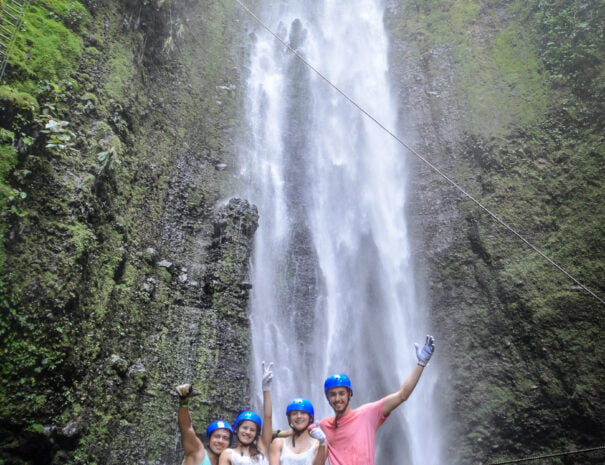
[318,335,435,465]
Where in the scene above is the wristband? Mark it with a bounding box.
[180,403,189,408]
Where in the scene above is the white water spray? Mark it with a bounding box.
[239,1,442,463]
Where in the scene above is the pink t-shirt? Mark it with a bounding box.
[319,399,387,465]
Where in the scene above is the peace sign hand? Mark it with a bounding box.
[262,361,274,391]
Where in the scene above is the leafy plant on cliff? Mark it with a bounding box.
[39,117,77,153]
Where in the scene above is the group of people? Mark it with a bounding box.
[176,335,435,465]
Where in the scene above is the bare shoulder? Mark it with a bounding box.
[184,448,208,465]
[269,438,284,455]
[221,448,234,457]
[219,448,234,464]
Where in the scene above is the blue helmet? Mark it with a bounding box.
[286,398,315,420]
[324,373,353,396]
[205,420,233,439]
[233,411,262,432]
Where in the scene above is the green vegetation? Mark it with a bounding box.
[388,0,551,134]
[103,42,135,102]
[1,0,252,464]
[9,2,88,87]
[0,0,89,277]
[388,0,604,463]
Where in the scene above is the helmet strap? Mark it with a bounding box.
[288,415,312,433]
[288,415,310,448]
[237,441,254,455]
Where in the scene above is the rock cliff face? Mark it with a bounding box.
[0,1,258,463]
[386,1,604,464]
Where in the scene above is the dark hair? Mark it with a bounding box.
[249,443,264,460]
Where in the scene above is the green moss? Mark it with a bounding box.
[67,222,96,258]
[82,92,99,105]
[0,131,16,177]
[0,0,254,462]
[0,85,39,112]
[158,268,172,282]
[27,423,45,434]
[389,1,557,136]
[390,3,605,459]
[103,43,135,102]
[459,26,549,133]
[9,4,84,82]
[0,144,18,209]
[0,133,19,274]
[45,0,91,32]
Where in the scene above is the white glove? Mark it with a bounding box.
[262,361,273,391]
[309,426,326,445]
[415,335,435,367]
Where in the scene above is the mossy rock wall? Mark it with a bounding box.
[0,1,258,464]
[386,1,604,464]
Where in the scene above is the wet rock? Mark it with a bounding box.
[127,362,148,390]
[128,362,146,375]
[143,247,158,264]
[108,354,129,376]
[143,277,157,291]
[61,421,80,438]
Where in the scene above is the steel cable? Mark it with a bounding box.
[485,444,605,464]
[232,0,605,307]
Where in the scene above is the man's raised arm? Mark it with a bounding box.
[381,335,435,416]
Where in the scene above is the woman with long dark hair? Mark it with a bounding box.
[219,362,274,465]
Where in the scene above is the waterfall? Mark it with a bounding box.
[239,1,442,463]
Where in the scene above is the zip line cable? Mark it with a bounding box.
[485,444,605,464]
[233,0,605,307]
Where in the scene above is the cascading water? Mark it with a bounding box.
[239,1,442,463]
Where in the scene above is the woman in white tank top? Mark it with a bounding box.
[269,398,327,465]
[220,363,274,465]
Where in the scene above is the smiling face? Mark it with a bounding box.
[288,410,312,431]
[236,420,259,445]
[327,386,351,415]
[208,428,231,455]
